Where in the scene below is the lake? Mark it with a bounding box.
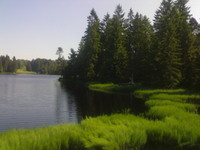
[0,74,143,132]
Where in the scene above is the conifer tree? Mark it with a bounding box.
[83,9,101,80]
[153,0,182,88]
[126,10,153,84]
[175,0,195,87]
[98,13,112,81]
[71,37,86,80]
[99,5,128,82]
[0,58,3,73]
[112,5,128,82]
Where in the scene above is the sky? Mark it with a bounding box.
[0,0,200,60]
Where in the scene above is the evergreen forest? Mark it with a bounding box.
[0,48,67,75]
[63,0,200,89]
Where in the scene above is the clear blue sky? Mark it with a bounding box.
[0,0,199,60]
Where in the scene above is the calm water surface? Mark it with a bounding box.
[0,74,143,132]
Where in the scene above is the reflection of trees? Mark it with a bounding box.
[59,86,145,123]
[55,83,78,124]
[72,89,134,118]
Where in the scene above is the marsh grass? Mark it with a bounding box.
[133,89,186,99]
[0,124,73,150]
[80,115,149,150]
[134,88,200,149]
[1,113,199,150]
[146,100,197,113]
[88,83,137,94]
[0,87,200,150]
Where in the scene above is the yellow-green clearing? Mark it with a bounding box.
[16,69,37,74]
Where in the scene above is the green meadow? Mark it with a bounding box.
[16,69,37,74]
[0,84,200,150]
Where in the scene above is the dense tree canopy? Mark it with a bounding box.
[62,2,199,89]
[0,55,17,73]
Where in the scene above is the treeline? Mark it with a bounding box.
[0,55,66,75]
[18,58,65,74]
[63,0,200,89]
[0,55,17,73]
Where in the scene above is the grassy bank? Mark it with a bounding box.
[0,86,200,150]
[88,83,139,94]
[0,70,37,75]
[16,69,37,74]
[0,72,16,74]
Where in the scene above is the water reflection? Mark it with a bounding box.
[0,74,145,132]
[55,83,78,123]
[0,75,79,132]
[67,88,145,121]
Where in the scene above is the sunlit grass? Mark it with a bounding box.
[134,88,200,149]
[88,83,137,93]
[0,86,200,150]
[0,124,80,150]
[81,114,148,150]
[1,113,200,150]
[16,69,37,74]
[133,89,186,99]
[146,100,197,113]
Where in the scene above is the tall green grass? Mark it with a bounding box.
[133,89,186,99]
[0,124,80,150]
[88,83,137,94]
[134,88,200,149]
[0,88,200,150]
[81,114,148,150]
[146,100,197,113]
[1,113,199,150]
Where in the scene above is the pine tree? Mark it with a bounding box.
[99,5,128,82]
[153,0,182,88]
[190,19,200,89]
[175,0,195,87]
[12,56,17,72]
[112,5,128,82]
[0,58,3,73]
[125,9,135,83]
[126,10,153,84]
[83,9,101,80]
[99,13,115,81]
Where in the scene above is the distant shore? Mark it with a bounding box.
[0,69,37,75]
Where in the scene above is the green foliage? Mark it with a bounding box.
[175,0,195,87]
[62,2,200,89]
[88,83,137,93]
[153,0,182,88]
[0,55,64,75]
[133,89,185,99]
[0,124,79,150]
[134,88,200,148]
[76,9,101,81]
[16,69,36,74]
[111,5,129,81]
[0,55,17,73]
[146,100,197,112]
[126,11,154,84]
[80,114,148,150]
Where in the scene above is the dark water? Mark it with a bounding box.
[0,74,144,132]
